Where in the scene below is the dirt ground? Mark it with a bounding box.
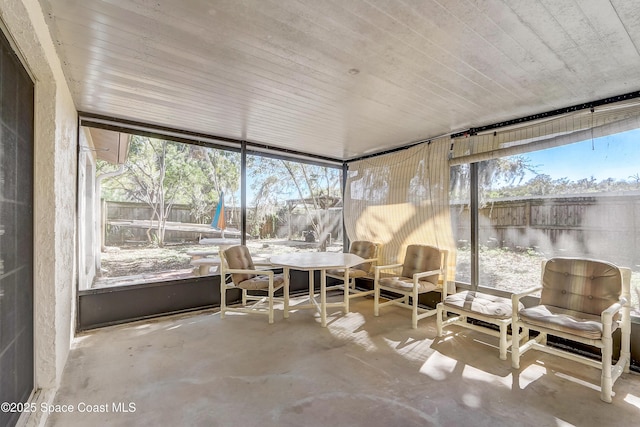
[98,238,342,278]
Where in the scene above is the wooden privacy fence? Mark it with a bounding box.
[106,194,639,264]
[451,193,640,267]
[104,201,342,245]
[104,201,241,245]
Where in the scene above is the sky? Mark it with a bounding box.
[520,127,640,183]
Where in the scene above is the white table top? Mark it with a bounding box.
[269,252,364,269]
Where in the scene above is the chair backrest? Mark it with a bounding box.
[221,245,255,285]
[349,240,379,273]
[540,257,623,316]
[401,244,442,285]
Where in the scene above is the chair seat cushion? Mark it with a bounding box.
[518,304,615,340]
[443,291,521,319]
[238,274,285,291]
[326,267,369,279]
[378,276,439,293]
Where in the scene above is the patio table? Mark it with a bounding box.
[269,252,365,327]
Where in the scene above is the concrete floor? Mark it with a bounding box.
[46,294,640,427]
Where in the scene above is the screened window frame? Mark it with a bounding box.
[451,100,640,304]
[77,115,345,291]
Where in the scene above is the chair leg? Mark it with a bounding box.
[436,303,443,336]
[374,284,380,316]
[511,324,520,369]
[343,274,350,314]
[621,316,631,373]
[220,282,226,319]
[283,268,290,319]
[601,335,613,403]
[412,292,418,329]
[499,322,508,361]
[268,284,274,324]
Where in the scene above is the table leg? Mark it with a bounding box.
[343,270,350,313]
[320,269,327,327]
[308,270,314,304]
[283,267,290,319]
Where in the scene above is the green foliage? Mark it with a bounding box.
[100,135,241,246]
[487,173,640,199]
[247,157,341,208]
[451,155,538,199]
[247,156,342,247]
[185,146,240,223]
[452,153,640,203]
[101,138,241,215]
[99,136,342,247]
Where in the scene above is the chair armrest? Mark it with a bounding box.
[374,263,403,280]
[358,257,379,274]
[512,286,542,302]
[413,269,442,281]
[225,268,274,277]
[602,297,628,322]
[511,286,542,322]
[253,262,275,271]
[375,263,403,272]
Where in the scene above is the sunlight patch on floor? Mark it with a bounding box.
[327,312,377,352]
[623,392,640,408]
[461,392,482,408]
[419,351,458,381]
[461,364,506,384]
[516,364,546,389]
[553,418,576,427]
[382,336,435,364]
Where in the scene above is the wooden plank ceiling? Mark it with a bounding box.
[39,0,640,161]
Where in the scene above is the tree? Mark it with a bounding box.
[247,156,341,250]
[526,174,554,196]
[104,136,193,247]
[185,146,240,225]
[450,155,538,204]
[101,137,243,246]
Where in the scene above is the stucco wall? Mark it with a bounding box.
[0,0,78,420]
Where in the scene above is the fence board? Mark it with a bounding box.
[452,193,640,266]
[104,201,343,245]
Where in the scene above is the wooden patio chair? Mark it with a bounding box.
[219,245,287,324]
[511,257,631,402]
[374,244,448,329]
[326,240,381,311]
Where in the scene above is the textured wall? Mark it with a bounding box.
[0,0,78,420]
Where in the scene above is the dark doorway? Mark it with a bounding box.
[0,27,35,427]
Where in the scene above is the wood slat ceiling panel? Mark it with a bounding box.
[39,0,640,160]
[51,0,436,157]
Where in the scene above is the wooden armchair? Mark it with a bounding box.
[374,244,448,329]
[326,240,380,312]
[511,257,631,402]
[219,245,288,324]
